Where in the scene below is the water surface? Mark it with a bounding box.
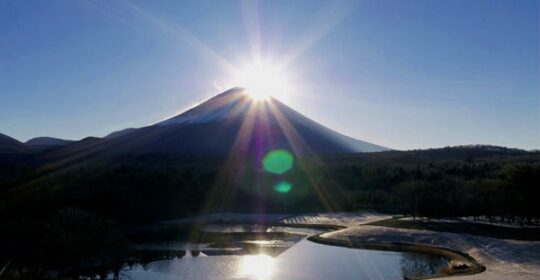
[124,235,448,279]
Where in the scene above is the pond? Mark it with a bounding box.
[121,225,449,280]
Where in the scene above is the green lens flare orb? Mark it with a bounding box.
[262,149,293,174]
[274,181,292,193]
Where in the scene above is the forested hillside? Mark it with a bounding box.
[1,145,538,224]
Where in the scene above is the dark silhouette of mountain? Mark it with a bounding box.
[60,88,387,158]
[26,137,74,146]
[104,128,137,139]
[0,133,28,154]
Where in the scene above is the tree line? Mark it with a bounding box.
[334,162,540,224]
[0,146,538,279]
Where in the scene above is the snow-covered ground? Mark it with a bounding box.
[160,212,391,227]
[401,216,540,229]
[318,225,540,280]
[279,212,391,227]
[160,213,290,225]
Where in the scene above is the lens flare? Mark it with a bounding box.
[274,181,292,193]
[262,149,294,174]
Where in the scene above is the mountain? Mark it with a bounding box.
[104,128,137,139]
[84,88,387,157]
[26,137,74,146]
[0,133,28,154]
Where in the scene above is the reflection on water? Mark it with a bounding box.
[200,224,321,235]
[124,242,449,279]
[401,252,448,278]
[238,255,275,280]
[122,225,450,280]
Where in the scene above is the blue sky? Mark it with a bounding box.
[1,0,538,150]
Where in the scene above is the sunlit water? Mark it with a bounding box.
[122,238,448,280]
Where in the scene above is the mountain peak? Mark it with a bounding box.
[147,88,388,153]
[156,87,254,126]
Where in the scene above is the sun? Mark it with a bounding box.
[232,62,291,101]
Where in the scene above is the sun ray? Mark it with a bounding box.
[278,1,351,69]
[189,95,260,238]
[112,0,236,74]
[266,100,347,212]
[241,0,263,61]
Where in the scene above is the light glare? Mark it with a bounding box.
[233,62,291,101]
[238,255,275,280]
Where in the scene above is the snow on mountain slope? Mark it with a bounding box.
[156,88,251,126]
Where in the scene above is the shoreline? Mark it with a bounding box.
[308,233,486,279]
[149,212,540,279]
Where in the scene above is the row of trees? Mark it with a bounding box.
[340,163,540,223]
[1,149,539,225]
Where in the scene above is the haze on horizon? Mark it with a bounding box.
[0,0,538,150]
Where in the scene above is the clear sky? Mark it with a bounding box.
[1,0,538,150]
